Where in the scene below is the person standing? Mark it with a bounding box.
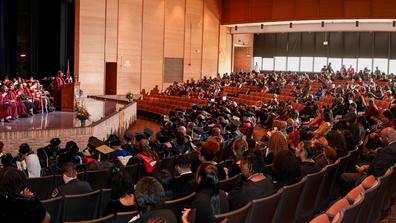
[51,70,66,110]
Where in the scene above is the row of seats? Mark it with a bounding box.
[310,163,396,223]
[207,148,360,223]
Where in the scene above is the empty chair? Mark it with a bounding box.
[124,164,139,185]
[295,169,326,223]
[164,192,196,220]
[99,189,112,217]
[27,175,54,200]
[211,202,252,223]
[41,196,63,223]
[354,181,380,223]
[360,175,376,189]
[309,213,343,223]
[219,174,241,192]
[65,214,114,223]
[86,169,111,190]
[245,188,283,223]
[62,190,101,222]
[115,211,138,223]
[272,177,306,223]
[325,198,349,218]
[342,194,364,222]
[314,160,340,214]
[345,185,365,203]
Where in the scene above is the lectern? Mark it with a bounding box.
[60,82,80,112]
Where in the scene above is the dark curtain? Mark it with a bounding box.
[0,0,8,76]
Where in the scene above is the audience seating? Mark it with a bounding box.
[85,169,112,191]
[309,213,343,223]
[65,214,114,223]
[329,153,351,201]
[272,177,306,223]
[313,160,340,214]
[211,202,252,223]
[245,188,283,223]
[27,175,54,200]
[62,190,102,222]
[99,189,112,217]
[371,168,393,222]
[164,192,196,220]
[41,196,63,223]
[124,164,139,185]
[115,211,138,223]
[294,168,326,223]
[354,180,380,223]
[341,194,364,222]
[219,173,241,192]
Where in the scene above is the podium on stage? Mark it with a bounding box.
[60,82,80,112]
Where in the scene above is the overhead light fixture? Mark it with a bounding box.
[355,21,359,27]
[20,54,26,58]
[323,41,328,46]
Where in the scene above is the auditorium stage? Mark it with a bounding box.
[0,96,137,155]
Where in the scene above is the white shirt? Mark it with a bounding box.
[25,154,41,178]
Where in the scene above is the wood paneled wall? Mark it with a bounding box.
[222,0,396,25]
[233,34,253,73]
[76,0,228,95]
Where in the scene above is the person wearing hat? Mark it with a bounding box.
[17,143,41,178]
[199,139,226,180]
[122,131,139,156]
[110,138,130,157]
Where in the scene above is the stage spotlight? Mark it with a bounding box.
[323,41,328,46]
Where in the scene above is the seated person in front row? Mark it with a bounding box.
[51,162,92,197]
[104,170,136,215]
[173,155,196,198]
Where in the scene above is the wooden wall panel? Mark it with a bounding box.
[117,0,142,94]
[184,0,203,81]
[372,0,396,17]
[233,33,253,73]
[222,0,396,25]
[344,0,371,18]
[79,0,106,95]
[271,0,295,21]
[164,0,185,58]
[202,0,220,77]
[105,0,118,62]
[249,0,272,23]
[141,0,165,92]
[218,26,232,74]
[295,0,318,20]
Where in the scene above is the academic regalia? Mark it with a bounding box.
[7,89,27,117]
[0,93,14,119]
[52,76,66,110]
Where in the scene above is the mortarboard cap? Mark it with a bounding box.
[135,133,147,142]
[144,128,154,137]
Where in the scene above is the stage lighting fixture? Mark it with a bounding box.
[323,41,328,46]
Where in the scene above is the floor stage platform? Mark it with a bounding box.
[0,96,137,155]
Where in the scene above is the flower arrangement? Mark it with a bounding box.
[126,92,134,102]
[75,101,90,121]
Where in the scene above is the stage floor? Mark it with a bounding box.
[0,97,126,132]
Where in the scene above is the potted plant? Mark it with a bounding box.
[75,101,90,127]
[126,92,134,103]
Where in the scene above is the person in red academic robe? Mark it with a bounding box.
[1,85,18,120]
[51,70,66,110]
[24,81,41,113]
[6,82,28,118]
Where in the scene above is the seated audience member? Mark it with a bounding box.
[296,141,320,176]
[122,131,138,156]
[271,150,301,190]
[341,127,396,193]
[154,170,174,200]
[326,130,348,157]
[268,129,289,157]
[312,109,333,136]
[0,167,50,223]
[51,162,92,197]
[227,139,250,178]
[198,139,226,180]
[17,143,41,178]
[173,155,195,198]
[131,177,177,223]
[104,171,136,215]
[228,152,274,211]
[192,163,229,223]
